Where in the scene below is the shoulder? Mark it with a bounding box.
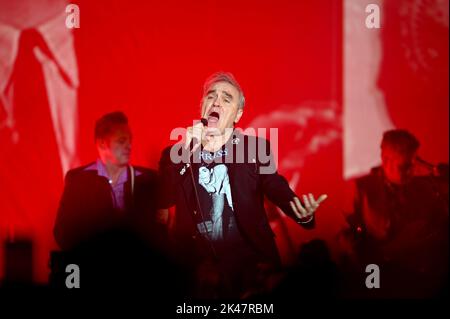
[159,143,186,169]
[355,166,385,192]
[232,130,270,150]
[64,162,97,180]
[160,144,176,159]
[234,131,273,163]
[133,165,158,180]
[159,143,181,159]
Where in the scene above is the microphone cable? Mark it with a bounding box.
[186,118,218,260]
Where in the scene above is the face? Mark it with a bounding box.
[98,124,132,166]
[381,146,414,184]
[201,81,243,135]
[199,167,211,183]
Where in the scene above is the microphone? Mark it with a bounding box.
[191,118,208,147]
[186,118,219,259]
[200,118,208,126]
[415,156,435,169]
[415,156,441,177]
[186,118,208,157]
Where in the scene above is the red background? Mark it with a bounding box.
[0,0,448,284]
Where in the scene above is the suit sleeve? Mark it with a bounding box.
[53,170,80,250]
[258,138,315,229]
[157,145,182,209]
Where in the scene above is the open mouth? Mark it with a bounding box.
[207,111,220,124]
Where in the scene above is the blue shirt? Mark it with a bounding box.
[85,159,138,211]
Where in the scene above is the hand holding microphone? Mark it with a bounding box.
[185,118,208,153]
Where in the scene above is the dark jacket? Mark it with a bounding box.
[158,131,314,267]
[51,163,183,291]
[53,163,160,251]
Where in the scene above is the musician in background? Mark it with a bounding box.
[339,129,448,298]
[52,112,171,290]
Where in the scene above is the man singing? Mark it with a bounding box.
[158,72,327,298]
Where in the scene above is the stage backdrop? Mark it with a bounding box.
[0,0,447,284]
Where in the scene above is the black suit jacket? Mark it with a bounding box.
[158,131,314,267]
[54,163,160,251]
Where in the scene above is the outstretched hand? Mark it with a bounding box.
[289,193,328,222]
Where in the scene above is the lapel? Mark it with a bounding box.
[224,130,244,212]
[180,162,198,214]
[227,130,246,214]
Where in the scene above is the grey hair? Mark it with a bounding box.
[203,71,246,109]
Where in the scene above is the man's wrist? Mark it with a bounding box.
[296,215,314,224]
